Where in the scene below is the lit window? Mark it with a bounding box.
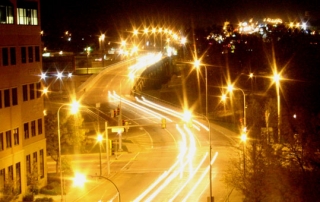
[0,5,14,24]
[17,8,38,25]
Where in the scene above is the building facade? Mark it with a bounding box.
[0,0,47,200]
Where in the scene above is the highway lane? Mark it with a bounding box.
[70,54,242,201]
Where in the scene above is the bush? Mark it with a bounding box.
[39,182,60,195]
[22,193,34,202]
[39,187,57,195]
[35,197,54,202]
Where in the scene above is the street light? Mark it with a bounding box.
[193,59,208,117]
[193,59,213,202]
[227,84,247,133]
[272,72,281,143]
[57,100,80,202]
[97,134,103,176]
[89,175,121,202]
[99,34,105,67]
[240,132,247,178]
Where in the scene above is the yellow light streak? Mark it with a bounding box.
[182,152,218,201]
[169,153,208,202]
[137,97,209,131]
[108,91,172,122]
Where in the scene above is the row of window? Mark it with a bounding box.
[0,82,42,109]
[0,118,43,151]
[0,150,44,192]
[1,46,40,67]
[0,5,38,25]
[0,163,21,194]
[26,150,45,185]
[24,118,43,140]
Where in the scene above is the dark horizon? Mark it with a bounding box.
[41,0,319,35]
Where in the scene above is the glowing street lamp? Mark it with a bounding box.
[99,34,105,67]
[221,94,227,102]
[193,59,213,202]
[183,110,193,127]
[97,134,103,176]
[133,29,138,36]
[72,172,87,188]
[57,100,80,202]
[99,34,105,51]
[240,132,247,178]
[227,84,246,132]
[272,72,281,143]
[40,73,46,80]
[193,59,208,117]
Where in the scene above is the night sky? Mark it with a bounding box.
[41,0,319,34]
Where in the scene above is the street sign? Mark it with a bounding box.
[111,127,124,133]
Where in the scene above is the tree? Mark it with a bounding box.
[45,111,87,174]
[27,161,39,194]
[0,178,19,202]
[224,98,320,201]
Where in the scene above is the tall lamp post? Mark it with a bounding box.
[273,73,281,143]
[193,59,213,202]
[224,85,247,177]
[227,84,246,132]
[194,59,208,117]
[99,34,105,67]
[240,132,247,178]
[97,134,103,176]
[57,101,80,202]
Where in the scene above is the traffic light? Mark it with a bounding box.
[111,109,115,118]
[124,121,129,132]
[161,118,166,129]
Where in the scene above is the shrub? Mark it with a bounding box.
[35,197,54,202]
[22,193,34,202]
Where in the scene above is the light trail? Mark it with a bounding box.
[108,91,173,122]
[134,124,194,201]
[182,152,219,202]
[109,91,216,201]
[133,165,178,201]
[137,96,209,131]
[176,125,189,178]
[169,153,208,202]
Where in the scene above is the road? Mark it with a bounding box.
[50,53,244,201]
